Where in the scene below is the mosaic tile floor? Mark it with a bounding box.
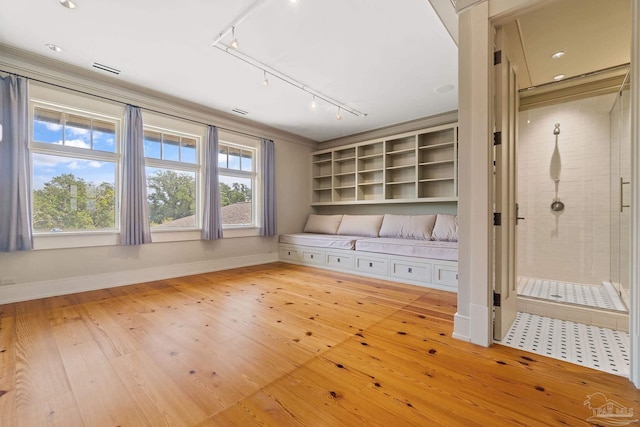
[499,312,630,377]
[518,276,628,312]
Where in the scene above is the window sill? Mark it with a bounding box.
[31,227,262,250]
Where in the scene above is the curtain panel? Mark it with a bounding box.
[202,125,223,240]
[0,75,33,252]
[260,138,276,236]
[120,105,151,245]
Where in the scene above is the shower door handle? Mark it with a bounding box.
[621,177,630,212]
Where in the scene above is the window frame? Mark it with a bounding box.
[143,124,202,232]
[218,131,261,237]
[29,86,123,249]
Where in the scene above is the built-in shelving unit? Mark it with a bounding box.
[311,123,458,205]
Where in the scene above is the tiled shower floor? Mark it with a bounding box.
[499,312,630,377]
[518,276,627,311]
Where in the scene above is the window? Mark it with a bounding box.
[31,104,120,234]
[218,141,257,228]
[143,127,200,229]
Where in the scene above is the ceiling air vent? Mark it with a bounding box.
[232,108,248,115]
[92,62,121,75]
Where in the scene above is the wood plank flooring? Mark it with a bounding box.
[0,262,638,426]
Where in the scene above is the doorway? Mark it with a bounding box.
[490,0,632,377]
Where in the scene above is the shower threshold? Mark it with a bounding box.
[517,276,628,312]
[516,276,628,332]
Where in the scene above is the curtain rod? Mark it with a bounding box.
[0,68,266,141]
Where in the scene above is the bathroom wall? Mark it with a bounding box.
[517,93,617,285]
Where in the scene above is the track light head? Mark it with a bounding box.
[231,27,239,49]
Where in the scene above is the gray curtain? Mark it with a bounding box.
[0,75,33,252]
[202,125,223,240]
[120,105,151,245]
[260,138,276,236]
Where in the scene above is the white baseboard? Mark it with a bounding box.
[0,253,278,304]
[453,312,470,341]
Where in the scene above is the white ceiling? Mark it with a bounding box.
[0,0,459,142]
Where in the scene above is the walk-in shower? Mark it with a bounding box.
[516,74,630,329]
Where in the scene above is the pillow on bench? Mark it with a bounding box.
[303,214,343,234]
[337,215,384,237]
[378,214,436,240]
[432,214,458,241]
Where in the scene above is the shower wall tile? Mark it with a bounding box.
[517,93,617,285]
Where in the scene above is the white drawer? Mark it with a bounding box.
[355,256,388,275]
[390,260,432,283]
[302,249,324,265]
[326,252,354,270]
[279,247,300,262]
[434,264,458,287]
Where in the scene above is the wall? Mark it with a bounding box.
[0,51,314,303]
[517,93,616,285]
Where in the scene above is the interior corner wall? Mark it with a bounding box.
[517,93,617,285]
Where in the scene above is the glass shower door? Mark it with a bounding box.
[610,82,631,310]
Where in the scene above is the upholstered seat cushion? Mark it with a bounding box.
[355,237,458,261]
[279,233,366,250]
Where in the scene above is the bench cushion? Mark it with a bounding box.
[355,237,458,261]
[279,233,365,250]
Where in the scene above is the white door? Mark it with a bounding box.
[493,28,520,341]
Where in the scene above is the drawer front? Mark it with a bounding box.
[302,250,324,265]
[390,260,432,283]
[326,253,354,270]
[355,256,388,275]
[279,247,300,262]
[434,264,458,286]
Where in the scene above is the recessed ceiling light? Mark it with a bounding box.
[59,0,77,9]
[551,51,565,59]
[553,74,566,81]
[434,84,455,93]
[45,44,62,52]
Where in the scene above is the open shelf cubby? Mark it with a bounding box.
[311,123,457,205]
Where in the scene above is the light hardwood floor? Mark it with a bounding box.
[0,262,638,426]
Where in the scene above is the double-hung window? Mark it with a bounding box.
[143,126,200,230]
[218,140,257,229]
[31,103,120,234]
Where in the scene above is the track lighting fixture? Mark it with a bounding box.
[211,0,367,119]
[231,27,239,49]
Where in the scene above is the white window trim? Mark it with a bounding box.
[29,86,123,249]
[218,139,260,233]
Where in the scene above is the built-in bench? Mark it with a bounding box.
[279,214,458,292]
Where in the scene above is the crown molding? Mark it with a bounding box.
[0,43,317,148]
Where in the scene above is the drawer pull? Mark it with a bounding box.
[408,267,413,274]
[337,258,341,263]
[288,251,291,256]
[369,262,373,268]
[310,254,314,259]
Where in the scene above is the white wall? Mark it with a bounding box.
[517,93,617,285]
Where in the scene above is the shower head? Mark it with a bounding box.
[553,123,560,135]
